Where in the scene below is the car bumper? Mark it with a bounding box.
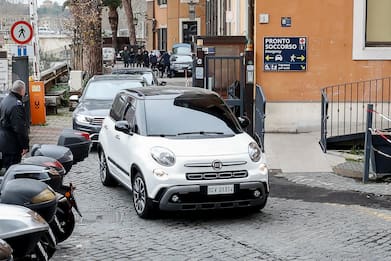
[72,122,101,143]
[155,181,268,211]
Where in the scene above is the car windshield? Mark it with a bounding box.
[172,55,192,63]
[145,94,242,136]
[83,80,143,100]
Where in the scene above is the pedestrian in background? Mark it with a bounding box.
[129,47,135,67]
[160,51,171,78]
[143,49,150,68]
[135,49,143,67]
[122,46,130,68]
[0,80,29,170]
[150,52,158,69]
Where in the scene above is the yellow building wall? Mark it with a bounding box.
[255,0,391,102]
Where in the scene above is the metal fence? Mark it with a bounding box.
[205,56,245,117]
[320,76,391,152]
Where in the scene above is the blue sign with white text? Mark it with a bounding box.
[263,37,307,72]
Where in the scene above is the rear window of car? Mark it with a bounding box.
[144,94,242,136]
[83,80,143,100]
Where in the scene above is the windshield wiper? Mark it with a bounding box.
[148,134,177,137]
[177,131,224,136]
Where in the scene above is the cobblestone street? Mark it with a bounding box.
[52,152,391,260]
[27,77,391,260]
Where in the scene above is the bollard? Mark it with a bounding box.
[363,104,373,183]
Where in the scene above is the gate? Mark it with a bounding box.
[205,56,245,116]
[254,85,266,152]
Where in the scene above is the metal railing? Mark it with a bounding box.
[320,76,391,152]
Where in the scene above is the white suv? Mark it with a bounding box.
[98,86,269,218]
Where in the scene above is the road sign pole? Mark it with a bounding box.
[29,0,41,81]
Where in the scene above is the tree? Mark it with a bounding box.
[64,0,103,77]
[103,0,121,52]
[121,0,136,46]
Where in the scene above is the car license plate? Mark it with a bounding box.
[178,69,184,73]
[207,184,234,195]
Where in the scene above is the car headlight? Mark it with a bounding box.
[151,147,176,167]
[248,142,261,162]
[75,114,93,124]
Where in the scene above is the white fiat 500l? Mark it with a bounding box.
[98,86,269,218]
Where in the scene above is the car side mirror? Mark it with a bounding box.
[238,116,250,128]
[69,95,79,103]
[115,120,132,134]
[159,81,167,86]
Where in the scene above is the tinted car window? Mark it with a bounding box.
[145,94,242,136]
[110,94,128,121]
[84,80,143,100]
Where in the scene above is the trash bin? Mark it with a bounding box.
[29,81,46,125]
[371,134,391,173]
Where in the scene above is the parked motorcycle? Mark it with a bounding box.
[2,161,81,244]
[0,128,90,245]
[0,179,57,260]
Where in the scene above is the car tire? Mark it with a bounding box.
[132,172,155,219]
[99,150,117,187]
[250,196,268,212]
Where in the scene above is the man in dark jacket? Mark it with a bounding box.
[0,80,29,170]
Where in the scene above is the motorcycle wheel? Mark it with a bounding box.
[34,230,56,260]
[50,202,75,243]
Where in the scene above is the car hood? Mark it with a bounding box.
[74,100,112,117]
[143,133,254,157]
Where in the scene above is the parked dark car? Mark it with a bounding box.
[71,74,146,143]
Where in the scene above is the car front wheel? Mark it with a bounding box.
[132,173,154,218]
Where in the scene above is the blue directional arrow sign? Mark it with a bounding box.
[263,37,307,72]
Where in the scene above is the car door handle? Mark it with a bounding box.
[103,125,108,129]
[115,134,120,140]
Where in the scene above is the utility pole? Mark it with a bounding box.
[29,0,41,80]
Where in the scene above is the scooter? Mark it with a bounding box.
[0,128,90,245]
[20,128,90,243]
[1,161,81,244]
[0,179,58,260]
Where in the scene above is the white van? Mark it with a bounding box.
[103,47,115,66]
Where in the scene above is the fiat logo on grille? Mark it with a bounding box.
[212,160,223,170]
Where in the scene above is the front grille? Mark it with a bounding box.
[91,117,105,126]
[186,170,248,180]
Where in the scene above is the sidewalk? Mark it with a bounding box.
[265,132,391,196]
[29,107,72,145]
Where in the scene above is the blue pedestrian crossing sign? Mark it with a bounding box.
[263,37,307,72]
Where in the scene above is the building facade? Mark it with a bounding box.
[255,0,391,132]
[153,0,206,52]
